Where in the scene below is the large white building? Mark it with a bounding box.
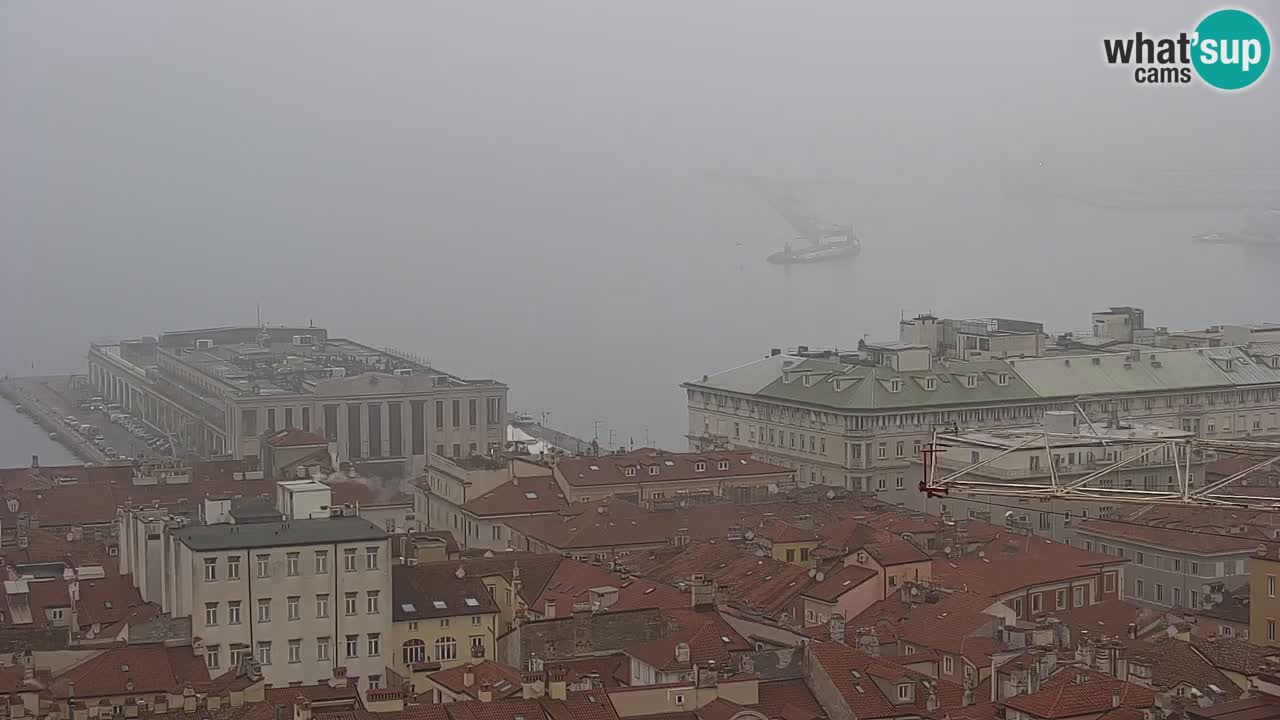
[687,332,1280,494]
[118,491,391,693]
[87,326,508,475]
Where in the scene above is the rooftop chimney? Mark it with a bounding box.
[463,665,475,688]
[477,683,493,703]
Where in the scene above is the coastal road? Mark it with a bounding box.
[8,376,159,462]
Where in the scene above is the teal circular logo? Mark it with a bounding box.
[1192,9,1270,90]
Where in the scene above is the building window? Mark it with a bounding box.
[1074,586,1085,606]
[695,461,706,472]
[1012,598,1023,617]
[1155,584,1164,603]
[877,477,886,491]
[624,467,636,477]
[345,592,359,616]
[403,639,426,665]
[895,476,904,490]
[267,408,276,432]
[487,397,500,426]
[344,548,358,572]
[1191,590,1200,608]
[897,684,911,701]
[451,400,460,427]
[1031,593,1043,614]
[228,601,241,625]
[1173,587,1182,607]
[368,633,381,657]
[230,645,250,667]
[287,596,300,621]
[1270,619,1277,642]
[1136,579,1145,599]
[227,556,240,580]
[1270,575,1276,598]
[346,635,359,658]
[1055,590,1067,610]
[257,598,271,623]
[468,399,478,427]
[316,594,330,618]
[256,641,272,666]
[204,558,217,582]
[1103,573,1115,594]
[368,675,382,690]
[256,554,270,578]
[436,636,458,661]
[288,639,302,664]
[944,655,954,674]
[648,466,659,476]
[367,590,380,614]
[1191,562,1200,575]
[206,646,220,670]
[452,443,461,457]
[287,553,299,576]
[878,444,887,459]
[435,401,444,429]
[205,603,218,627]
[302,406,311,433]
[315,550,329,574]
[366,547,380,570]
[317,637,331,662]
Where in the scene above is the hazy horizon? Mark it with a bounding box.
[4,0,1278,448]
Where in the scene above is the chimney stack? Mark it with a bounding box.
[829,614,846,644]
[463,665,475,688]
[477,683,493,703]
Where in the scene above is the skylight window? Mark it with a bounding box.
[664,460,675,466]
[525,491,539,500]
[464,598,480,607]
[402,603,416,613]
[589,465,600,471]
[432,600,447,609]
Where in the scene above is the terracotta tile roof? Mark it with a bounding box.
[755,678,826,720]
[1045,599,1159,646]
[534,557,685,615]
[77,575,146,626]
[48,644,210,698]
[626,609,751,672]
[554,450,788,488]
[631,541,813,619]
[937,702,999,720]
[541,690,621,720]
[263,683,363,716]
[0,664,31,694]
[1075,519,1260,554]
[448,553,563,607]
[1004,671,1155,719]
[802,565,878,602]
[463,476,568,517]
[1191,635,1280,675]
[858,540,930,567]
[755,520,821,545]
[1127,636,1240,699]
[851,591,1005,662]
[442,698,547,720]
[807,641,900,719]
[427,661,523,701]
[393,563,501,620]
[546,654,630,689]
[1187,695,1280,720]
[932,536,1124,597]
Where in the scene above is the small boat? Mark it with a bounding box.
[511,412,537,427]
[1192,232,1232,245]
[48,432,59,439]
[767,231,862,266]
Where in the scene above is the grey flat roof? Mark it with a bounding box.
[175,516,387,551]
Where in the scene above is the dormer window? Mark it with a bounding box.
[624,467,636,477]
[997,373,1009,386]
[897,684,912,701]
[695,462,706,472]
[889,379,903,393]
[648,466,659,476]
[718,460,729,471]
[964,374,977,388]
[925,377,937,391]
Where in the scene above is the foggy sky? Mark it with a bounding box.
[3,1,1277,448]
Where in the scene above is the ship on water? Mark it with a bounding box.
[1193,209,1280,251]
[754,180,861,266]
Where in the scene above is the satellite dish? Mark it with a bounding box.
[943,546,953,555]
[808,568,817,578]
[815,572,825,582]
[1004,510,1015,518]
[745,530,755,540]
[826,489,836,500]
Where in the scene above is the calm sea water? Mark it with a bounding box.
[0,400,77,468]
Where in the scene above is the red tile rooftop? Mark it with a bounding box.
[932,535,1124,597]
[48,644,210,698]
[554,450,789,488]
[801,565,878,602]
[1075,518,1261,554]
[462,475,568,517]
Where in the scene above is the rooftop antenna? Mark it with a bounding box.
[256,303,262,328]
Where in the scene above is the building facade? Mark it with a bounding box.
[686,343,1280,494]
[118,507,391,692]
[87,326,507,475]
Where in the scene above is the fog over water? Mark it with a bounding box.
[2,1,1278,450]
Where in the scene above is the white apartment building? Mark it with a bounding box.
[687,342,1280,494]
[118,502,391,693]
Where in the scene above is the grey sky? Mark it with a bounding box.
[2,1,1276,447]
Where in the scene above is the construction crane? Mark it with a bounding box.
[920,412,1280,510]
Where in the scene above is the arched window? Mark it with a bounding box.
[402,639,426,665]
[435,636,457,661]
